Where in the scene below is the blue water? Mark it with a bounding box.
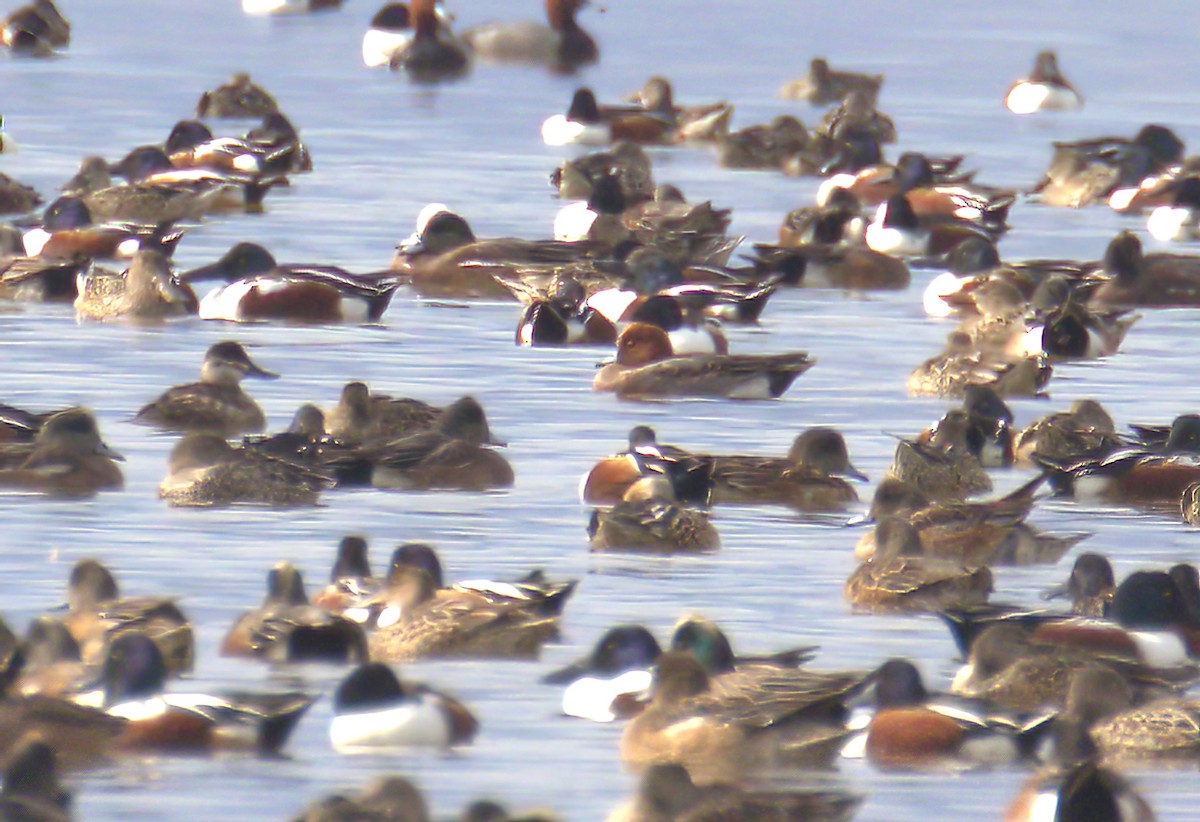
[2,0,1200,818]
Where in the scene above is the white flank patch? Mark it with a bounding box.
[22,227,50,257]
[1147,206,1191,242]
[541,115,608,147]
[553,201,598,241]
[562,670,652,722]
[363,29,411,68]
[922,272,966,317]
[330,700,450,749]
[199,282,253,321]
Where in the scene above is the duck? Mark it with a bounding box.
[388,0,470,82]
[1088,230,1200,307]
[1040,553,1116,619]
[195,73,279,119]
[0,408,123,497]
[323,381,441,445]
[133,341,278,436]
[182,242,400,323]
[620,652,868,785]
[780,57,882,104]
[594,323,815,400]
[391,205,596,299]
[241,0,342,15]
[885,411,994,499]
[542,625,663,722]
[368,565,563,662]
[606,763,863,822]
[1036,414,1200,504]
[158,434,334,507]
[221,562,368,664]
[329,662,478,750]
[59,558,193,677]
[1014,399,1120,467]
[461,0,597,73]
[1146,175,1200,242]
[621,76,732,143]
[1004,756,1155,822]
[362,1,454,68]
[588,476,720,553]
[541,88,674,147]
[716,115,810,170]
[845,518,993,613]
[1184,481,1200,526]
[0,171,41,215]
[371,542,577,629]
[707,427,867,510]
[1004,50,1083,114]
[18,195,183,264]
[290,777,432,822]
[0,736,73,821]
[94,632,315,754]
[550,140,655,203]
[907,331,1052,399]
[105,144,274,215]
[579,425,712,506]
[73,249,197,322]
[1062,665,1200,761]
[7,616,90,699]
[1032,124,1184,208]
[367,396,514,491]
[858,476,1082,567]
[2,0,69,54]
[843,658,1051,767]
[949,611,1195,714]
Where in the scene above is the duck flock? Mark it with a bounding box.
[3,0,1200,820]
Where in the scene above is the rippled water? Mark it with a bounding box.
[4,0,1200,819]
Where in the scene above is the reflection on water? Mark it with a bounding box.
[3,0,1200,819]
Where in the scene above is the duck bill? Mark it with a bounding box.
[180,259,232,283]
[844,512,873,527]
[842,462,870,483]
[1040,582,1069,601]
[395,232,424,255]
[97,441,126,462]
[540,658,591,685]
[244,359,280,380]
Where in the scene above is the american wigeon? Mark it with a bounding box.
[134,341,277,436]
[594,323,815,400]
